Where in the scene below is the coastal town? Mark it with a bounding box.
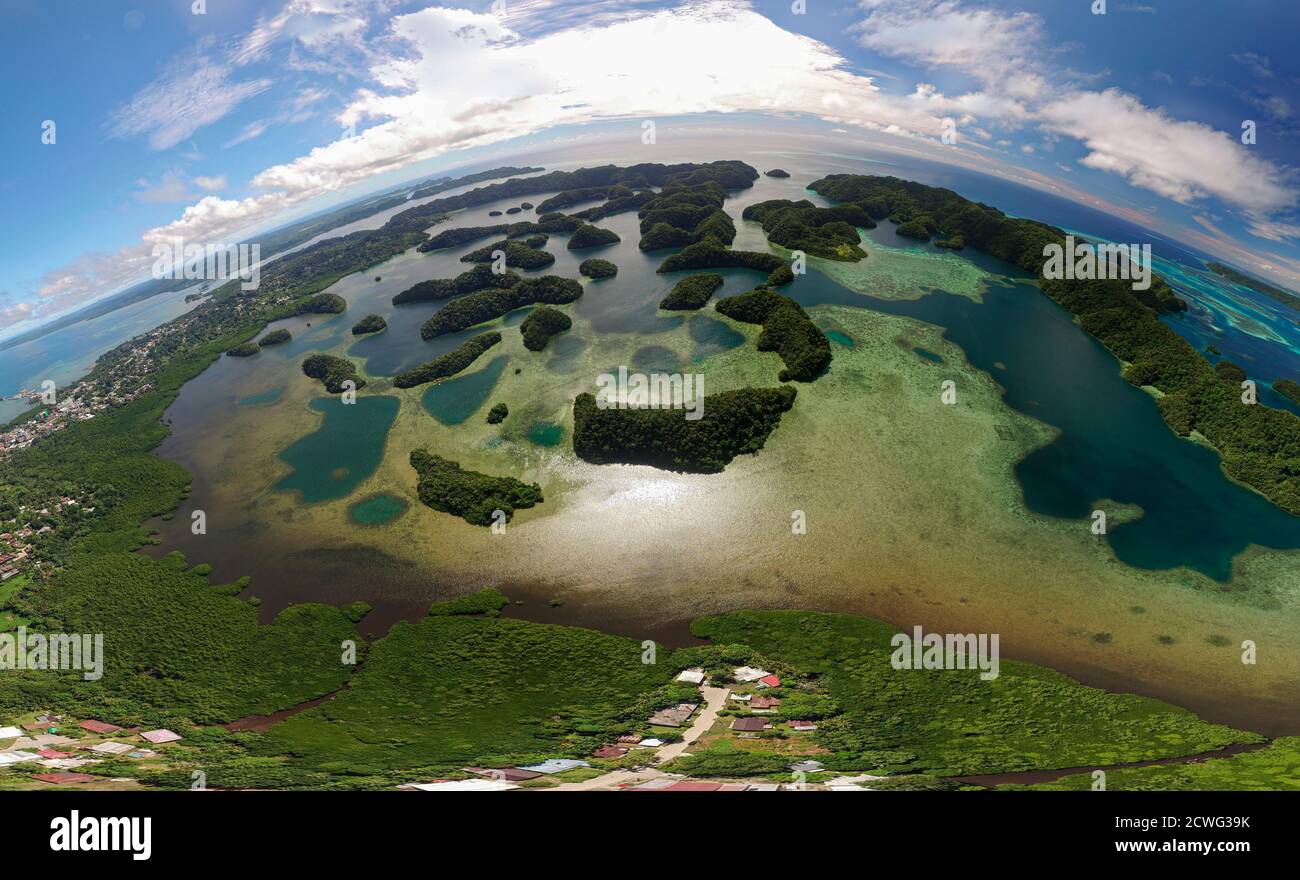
[0,663,882,792]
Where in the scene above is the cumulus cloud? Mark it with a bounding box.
[0,299,35,333]
[193,175,228,192]
[853,0,1048,99]
[1039,89,1294,212]
[854,0,1299,241]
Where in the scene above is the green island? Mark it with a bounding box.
[536,184,632,213]
[392,332,502,389]
[765,168,790,178]
[351,314,387,335]
[741,198,871,260]
[460,239,555,270]
[572,385,797,473]
[566,223,621,250]
[519,306,572,351]
[258,328,292,346]
[578,258,617,279]
[294,292,348,315]
[409,449,543,526]
[225,341,260,358]
[715,287,832,381]
[1206,261,1300,309]
[659,273,723,310]
[634,161,756,251]
[810,174,1300,514]
[1274,379,1300,406]
[657,238,792,287]
[486,402,508,424]
[896,219,932,240]
[301,354,366,393]
[420,275,583,339]
[392,264,521,305]
[419,215,580,251]
[570,189,655,223]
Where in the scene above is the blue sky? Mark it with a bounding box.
[1,0,1297,339]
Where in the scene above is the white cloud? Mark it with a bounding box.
[232,0,385,67]
[1039,89,1294,215]
[107,54,271,150]
[133,172,193,204]
[853,0,1048,98]
[0,300,34,332]
[193,175,228,192]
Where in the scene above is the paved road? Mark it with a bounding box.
[540,685,731,791]
[654,685,729,763]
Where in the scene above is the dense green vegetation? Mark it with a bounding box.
[1003,738,1300,791]
[258,328,292,346]
[579,258,617,279]
[0,320,367,737]
[3,552,361,726]
[419,216,581,252]
[567,223,621,250]
[392,332,502,388]
[765,168,790,178]
[572,385,797,473]
[689,610,1256,776]
[420,275,582,339]
[536,184,631,213]
[351,314,387,335]
[634,161,755,251]
[410,162,755,253]
[1206,261,1300,309]
[659,273,723,310]
[486,402,508,424]
[460,239,555,270]
[1275,379,1300,406]
[573,189,655,223]
[520,306,572,351]
[811,174,1300,515]
[257,601,677,774]
[741,199,870,260]
[409,450,542,526]
[896,219,931,240]
[1216,360,1248,384]
[225,342,260,357]
[715,288,831,381]
[294,292,348,315]
[301,354,366,393]
[392,265,520,305]
[657,238,792,287]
